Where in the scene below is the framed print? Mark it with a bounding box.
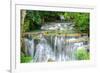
[11,0,96,73]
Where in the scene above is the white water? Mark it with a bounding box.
[23,22,89,62]
[23,34,88,62]
[24,38,34,58]
[34,34,55,62]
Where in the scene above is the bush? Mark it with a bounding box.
[21,54,32,63]
[75,48,89,60]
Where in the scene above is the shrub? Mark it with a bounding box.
[21,54,32,63]
[75,48,90,60]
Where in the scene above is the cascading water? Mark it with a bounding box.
[23,22,89,62]
[54,36,67,61]
[34,34,55,62]
[24,36,34,58]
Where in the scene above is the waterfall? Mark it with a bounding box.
[53,36,71,61]
[34,34,55,62]
[23,34,88,62]
[24,38,34,58]
[22,22,89,62]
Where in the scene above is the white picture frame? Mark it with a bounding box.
[11,0,96,73]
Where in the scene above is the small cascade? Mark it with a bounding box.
[54,36,65,61]
[24,36,34,58]
[34,34,55,62]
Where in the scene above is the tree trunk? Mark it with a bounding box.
[21,10,26,25]
[21,10,26,33]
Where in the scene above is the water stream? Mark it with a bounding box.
[23,22,89,62]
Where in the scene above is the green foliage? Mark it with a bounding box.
[28,11,41,24]
[75,48,90,60]
[21,10,89,34]
[21,53,32,63]
[74,13,89,33]
[64,12,90,34]
[22,20,30,32]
